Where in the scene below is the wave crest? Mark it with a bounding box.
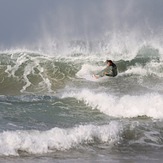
[62,89,163,119]
[0,122,121,156]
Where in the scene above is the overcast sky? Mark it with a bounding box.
[0,0,163,48]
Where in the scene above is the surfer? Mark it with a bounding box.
[93,60,118,79]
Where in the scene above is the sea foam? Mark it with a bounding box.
[62,89,163,119]
[0,122,121,156]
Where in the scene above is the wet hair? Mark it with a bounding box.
[106,60,113,64]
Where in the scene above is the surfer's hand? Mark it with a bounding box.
[93,74,99,79]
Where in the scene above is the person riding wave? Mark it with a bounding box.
[94,60,118,79]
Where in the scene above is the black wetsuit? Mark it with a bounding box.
[105,63,118,77]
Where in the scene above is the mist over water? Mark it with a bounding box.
[34,0,163,56]
[1,0,163,54]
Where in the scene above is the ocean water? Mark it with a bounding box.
[0,43,163,163]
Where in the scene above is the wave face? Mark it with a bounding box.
[0,42,163,160]
[0,52,78,94]
[0,43,162,95]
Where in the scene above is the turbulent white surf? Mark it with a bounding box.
[0,122,121,156]
[62,89,163,119]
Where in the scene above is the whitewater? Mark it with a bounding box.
[0,37,163,163]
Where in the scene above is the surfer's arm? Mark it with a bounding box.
[94,70,107,79]
[94,67,110,78]
[93,74,100,79]
[104,67,113,76]
[105,66,118,77]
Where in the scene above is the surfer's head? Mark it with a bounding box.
[106,60,113,66]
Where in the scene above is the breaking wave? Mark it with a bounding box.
[62,89,163,119]
[0,122,121,156]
